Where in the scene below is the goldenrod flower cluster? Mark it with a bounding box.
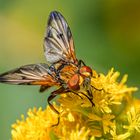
[11,68,140,140]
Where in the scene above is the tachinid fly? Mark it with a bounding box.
[0,11,94,115]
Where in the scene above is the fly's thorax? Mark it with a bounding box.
[59,64,78,83]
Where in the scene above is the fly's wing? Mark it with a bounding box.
[44,11,78,64]
[0,64,57,86]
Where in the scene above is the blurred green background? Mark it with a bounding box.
[0,0,140,139]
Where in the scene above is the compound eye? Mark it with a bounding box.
[79,66,92,77]
[68,74,80,90]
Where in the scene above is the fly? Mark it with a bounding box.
[0,11,95,116]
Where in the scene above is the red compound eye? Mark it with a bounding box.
[68,74,80,90]
[79,66,92,76]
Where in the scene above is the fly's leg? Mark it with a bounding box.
[80,91,95,107]
[87,88,93,100]
[91,85,103,91]
[48,93,60,115]
[57,63,65,72]
[70,90,83,99]
[39,85,50,92]
[78,59,86,67]
[72,90,95,107]
[48,86,68,126]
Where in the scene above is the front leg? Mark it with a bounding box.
[47,86,66,126]
[78,59,86,67]
[71,90,95,107]
[48,86,66,114]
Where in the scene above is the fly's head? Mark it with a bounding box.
[79,66,93,100]
[79,66,92,78]
[79,65,92,88]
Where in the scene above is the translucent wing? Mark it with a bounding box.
[44,11,78,64]
[0,64,57,85]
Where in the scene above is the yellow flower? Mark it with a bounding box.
[11,68,139,140]
[59,124,95,140]
[11,106,59,140]
[123,99,140,133]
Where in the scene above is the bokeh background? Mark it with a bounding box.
[0,0,140,139]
